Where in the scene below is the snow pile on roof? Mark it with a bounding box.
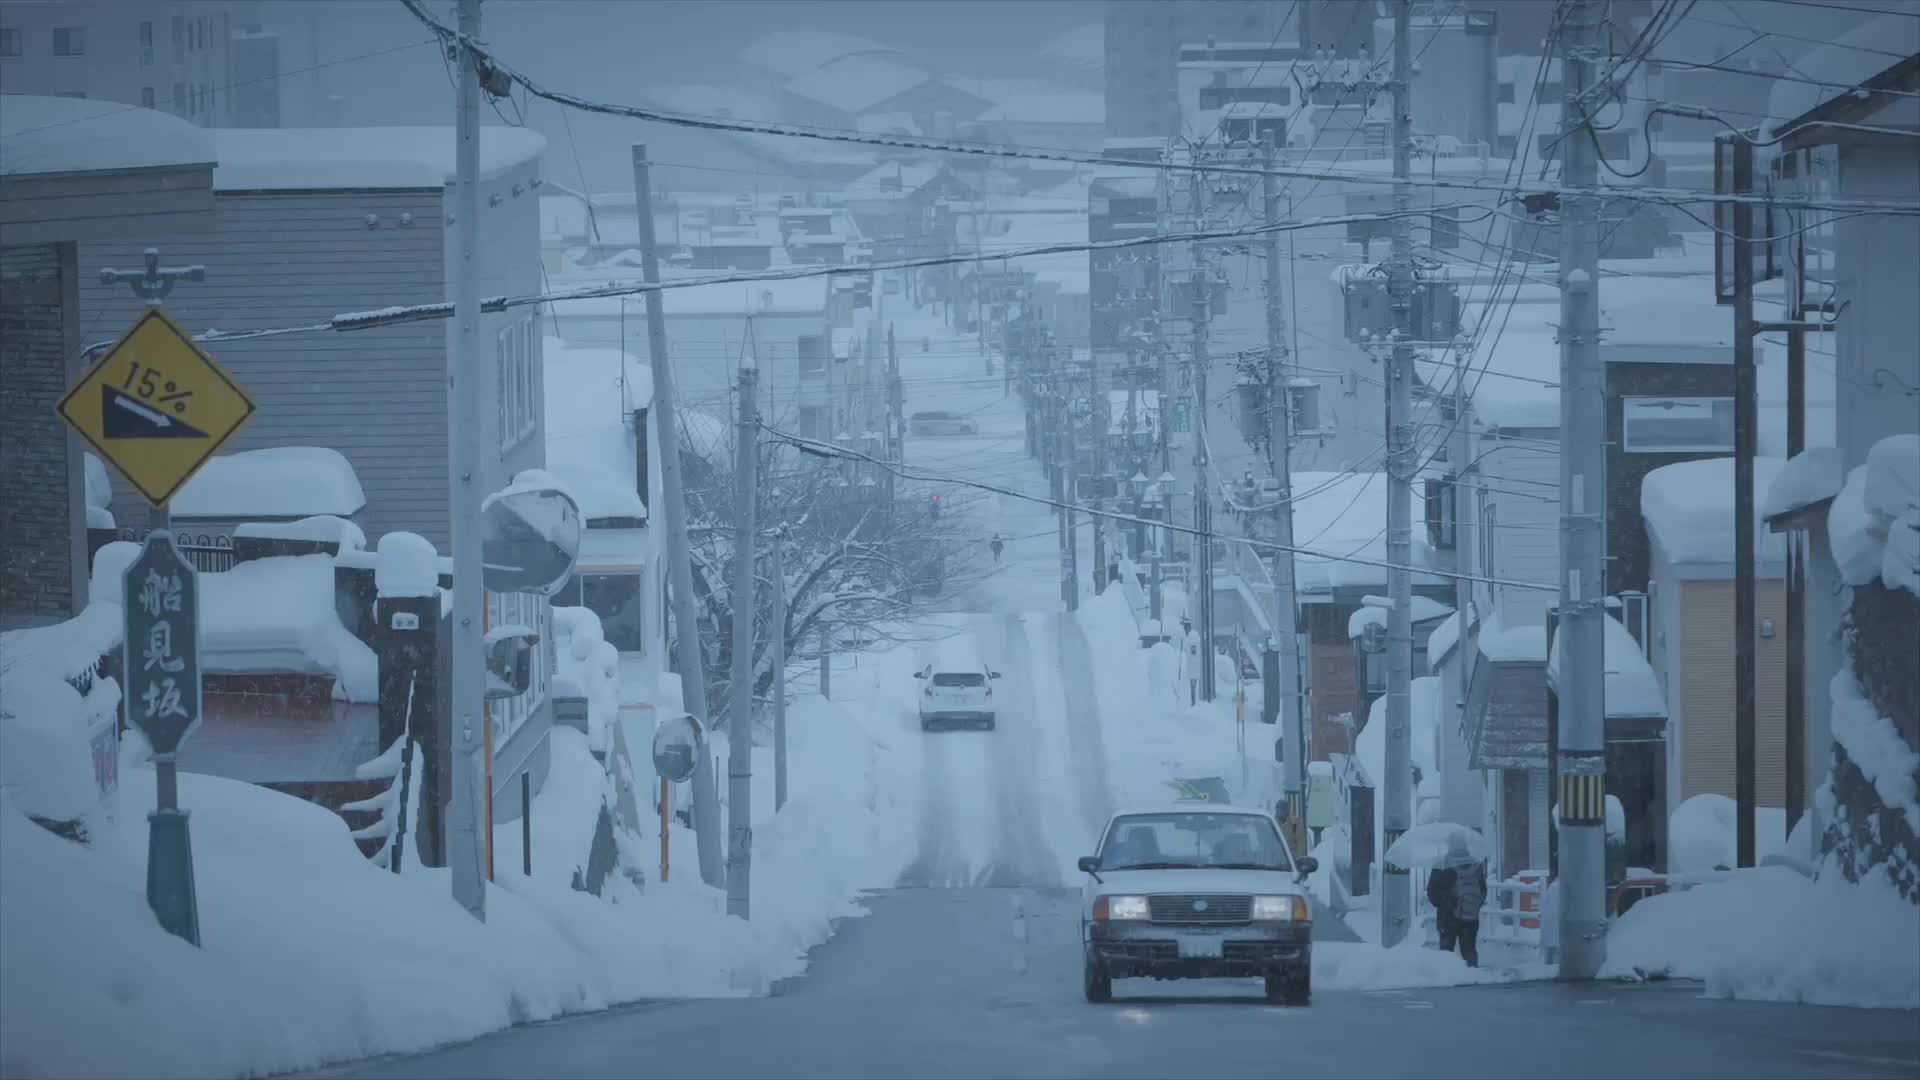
[0,95,215,177]
[1,622,927,1079]
[1476,611,1546,663]
[1548,613,1665,719]
[235,515,367,551]
[1348,595,1454,641]
[552,606,621,753]
[208,126,546,191]
[1447,330,1560,430]
[543,337,651,521]
[1425,604,1475,665]
[171,447,366,520]
[1828,665,1920,836]
[200,556,377,702]
[970,78,1103,124]
[1601,864,1919,1008]
[1826,434,1919,596]
[1761,446,1843,521]
[1640,456,1789,567]
[1289,472,1436,590]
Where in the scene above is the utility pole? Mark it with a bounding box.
[448,0,488,922]
[1380,0,1416,949]
[771,524,788,812]
[1732,136,1759,871]
[1191,157,1216,704]
[633,143,724,888]
[1555,0,1610,980]
[728,361,758,920]
[1091,359,1109,596]
[887,322,903,505]
[1262,132,1307,850]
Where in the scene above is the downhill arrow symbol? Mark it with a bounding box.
[101,385,209,439]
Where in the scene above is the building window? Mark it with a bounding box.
[52,27,85,56]
[1,27,23,57]
[172,82,186,113]
[1497,81,1516,104]
[799,406,826,438]
[139,20,153,65]
[797,334,827,374]
[1622,396,1735,453]
[140,87,156,107]
[172,16,185,54]
[555,573,647,654]
[498,320,536,451]
[1497,135,1518,158]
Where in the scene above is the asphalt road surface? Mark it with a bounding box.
[320,886,1920,1080]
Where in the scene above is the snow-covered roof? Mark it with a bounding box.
[1548,614,1666,720]
[969,78,1103,125]
[0,95,215,177]
[1038,22,1103,70]
[738,31,899,81]
[1289,471,1438,592]
[1641,456,1790,571]
[201,555,377,701]
[1764,16,1920,141]
[1478,611,1546,663]
[208,126,546,191]
[854,111,924,136]
[848,159,946,197]
[542,337,651,522]
[1447,330,1560,430]
[1762,447,1844,522]
[171,447,366,520]
[783,53,934,115]
[644,83,782,123]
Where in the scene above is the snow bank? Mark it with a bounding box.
[1314,940,1506,991]
[552,606,621,752]
[543,337,651,521]
[171,447,366,520]
[1641,456,1789,566]
[1669,793,1788,874]
[235,515,366,551]
[1761,446,1842,520]
[1,629,923,1080]
[1602,864,1920,1008]
[0,602,121,688]
[0,679,101,823]
[200,556,378,702]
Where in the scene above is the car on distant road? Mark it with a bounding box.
[909,410,979,436]
[1077,804,1317,1005]
[913,647,1000,731]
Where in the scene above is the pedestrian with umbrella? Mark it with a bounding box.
[1425,833,1488,967]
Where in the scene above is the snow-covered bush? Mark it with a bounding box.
[0,603,125,838]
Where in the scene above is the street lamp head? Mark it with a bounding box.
[1130,471,1150,499]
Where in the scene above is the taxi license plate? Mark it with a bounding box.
[1181,935,1223,959]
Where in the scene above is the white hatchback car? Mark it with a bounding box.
[1078,804,1318,1004]
[913,653,1001,731]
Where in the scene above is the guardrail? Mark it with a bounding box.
[1483,873,1547,948]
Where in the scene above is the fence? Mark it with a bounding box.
[118,527,234,573]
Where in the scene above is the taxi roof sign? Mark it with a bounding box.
[56,309,258,508]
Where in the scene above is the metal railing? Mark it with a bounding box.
[119,527,234,573]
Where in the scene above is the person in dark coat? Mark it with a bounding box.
[1425,835,1487,968]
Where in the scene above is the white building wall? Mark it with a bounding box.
[1832,142,1920,473]
[1477,431,1560,628]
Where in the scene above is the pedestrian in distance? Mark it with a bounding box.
[1426,834,1487,967]
[990,534,1004,563]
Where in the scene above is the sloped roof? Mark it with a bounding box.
[739,31,900,81]
[783,53,936,115]
[1,95,214,176]
[1764,15,1919,143]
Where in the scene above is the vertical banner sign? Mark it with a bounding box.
[125,533,202,755]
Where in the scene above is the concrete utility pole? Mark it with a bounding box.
[1064,387,1081,614]
[728,360,758,920]
[1191,159,1217,704]
[1555,0,1609,980]
[1091,362,1108,597]
[771,524,788,812]
[633,143,724,889]
[448,0,488,922]
[1380,0,1416,949]
[1262,132,1307,847]
[1730,137,1760,872]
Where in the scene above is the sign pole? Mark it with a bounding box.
[127,521,205,946]
[660,777,671,883]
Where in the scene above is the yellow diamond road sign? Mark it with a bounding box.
[56,309,257,508]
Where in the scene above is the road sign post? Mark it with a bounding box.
[57,300,255,949]
[125,529,205,945]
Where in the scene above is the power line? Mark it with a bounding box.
[392,0,1920,217]
[761,422,1558,593]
